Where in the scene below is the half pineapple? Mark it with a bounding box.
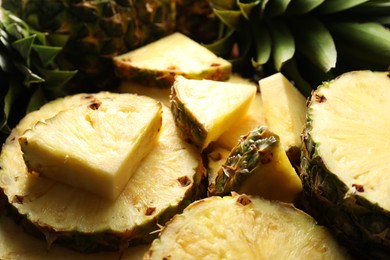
[145,193,349,259]
[0,92,205,252]
[301,70,390,259]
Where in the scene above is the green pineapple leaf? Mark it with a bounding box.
[32,45,63,67]
[286,0,325,14]
[11,35,35,66]
[264,0,291,16]
[251,19,271,67]
[317,0,369,14]
[237,0,261,19]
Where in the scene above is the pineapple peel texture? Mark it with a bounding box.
[19,96,163,200]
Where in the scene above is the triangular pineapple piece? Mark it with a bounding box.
[170,76,257,150]
[145,194,349,259]
[113,32,232,87]
[0,92,205,252]
[208,126,302,203]
[19,95,162,200]
[259,73,307,165]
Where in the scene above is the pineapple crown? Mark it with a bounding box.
[0,9,76,140]
[206,0,390,96]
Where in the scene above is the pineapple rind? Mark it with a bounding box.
[145,194,349,259]
[301,70,390,258]
[209,126,302,202]
[0,92,205,252]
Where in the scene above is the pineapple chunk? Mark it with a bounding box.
[171,76,257,150]
[145,194,349,259]
[259,73,307,164]
[19,96,162,200]
[216,93,266,150]
[113,32,232,87]
[209,126,302,203]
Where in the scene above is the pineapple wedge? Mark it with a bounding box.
[145,193,349,259]
[113,32,232,87]
[259,73,307,165]
[215,93,266,150]
[170,76,257,150]
[209,126,302,203]
[19,97,162,200]
[0,92,205,252]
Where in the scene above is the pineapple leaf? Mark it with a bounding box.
[290,18,337,72]
[328,22,390,59]
[26,87,46,113]
[258,0,270,16]
[204,29,235,57]
[237,0,261,19]
[212,9,243,30]
[264,0,291,16]
[317,0,370,14]
[251,20,271,67]
[14,63,45,87]
[32,45,62,67]
[40,69,78,94]
[286,0,325,14]
[268,19,295,71]
[11,35,36,66]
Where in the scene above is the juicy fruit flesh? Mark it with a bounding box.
[172,76,256,149]
[0,93,203,245]
[309,71,390,211]
[259,73,307,153]
[114,32,231,76]
[145,194,348,259]
[19,98,162,200]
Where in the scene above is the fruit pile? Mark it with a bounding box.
[0,1,389,259]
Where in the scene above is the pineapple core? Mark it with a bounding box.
[19,97,162,200]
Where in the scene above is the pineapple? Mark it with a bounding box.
[170,76,256,150]
[207,0,390,96]
[215,76,267,150]
[19,96,162,200]
[206,146,231,189]
[145,193,349,259]
[209,126,302,203]
[301,70,390,258]
[0,92,205,252]
[113,32,232,88]
[1,0,176,92]
[259,72,307,167]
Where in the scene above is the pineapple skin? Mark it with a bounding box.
[1,0,176,91]
[209,126,302,203]
[0,92,206,253]
[300,71,390,259]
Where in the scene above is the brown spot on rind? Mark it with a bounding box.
[177,176,191,187]
[352,183,364,192]
[88,101,102,110]
[145,207,156,216]
[314,93,327,103]
[236,194,251,206]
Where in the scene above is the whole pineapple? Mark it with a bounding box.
[1,0,176,92]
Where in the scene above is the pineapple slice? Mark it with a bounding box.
[19,97,162,200]
[0,92,205,252]
[209,126,302,203]
[259,73,307,165]
[301,70,390,258]
[113,32,232,87]
[170,76,257,150]
[145,193,349,259]
[206,147,231,189]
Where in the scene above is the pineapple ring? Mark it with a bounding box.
[0,92,205,252]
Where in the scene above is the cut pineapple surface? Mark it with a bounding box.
[113,32,232,87]
[301,70,390,258]
[171,76,256,149]
[145,194,349,259]
[19,97,162,200]
[259,73,307,163]
[216,90,266,150]
[209,126,302,203]
[0,92,205,252]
